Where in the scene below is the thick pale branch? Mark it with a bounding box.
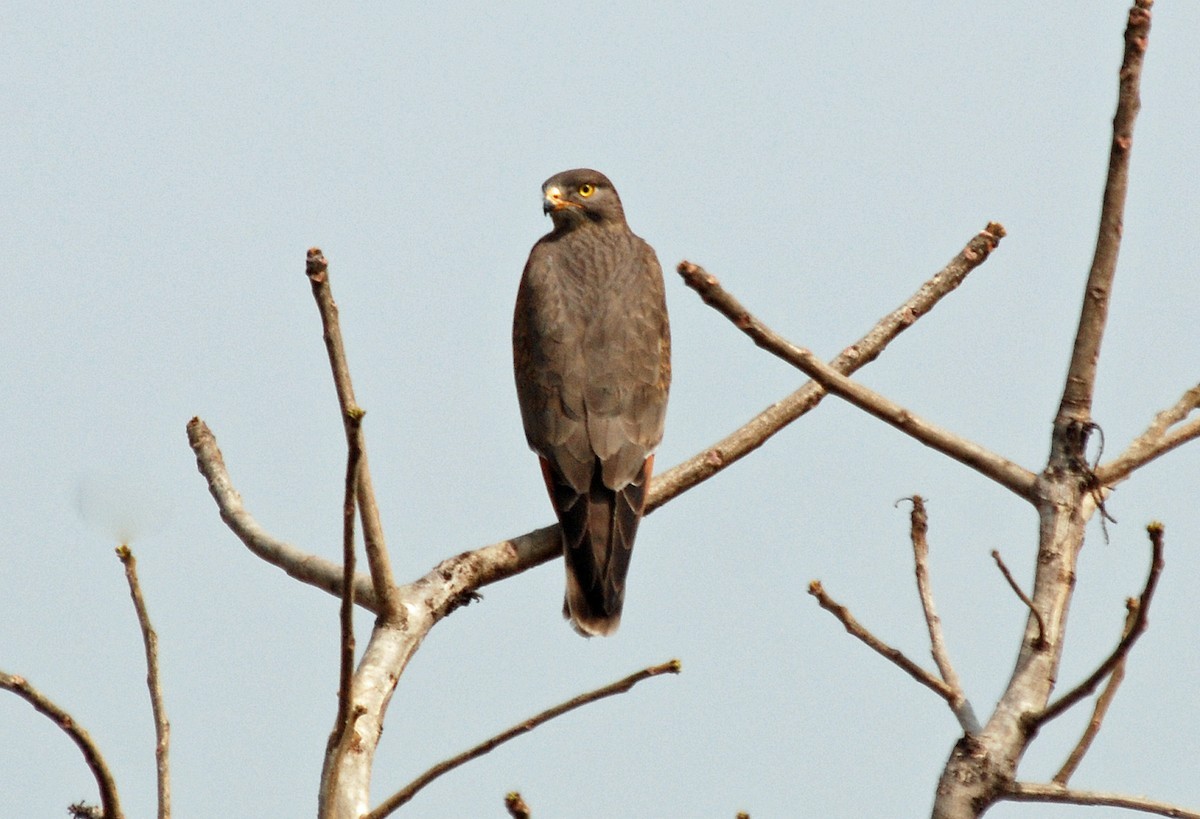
[1005,782,1199,819]
[807,580,956,704]
[1055,0,1153,423]
[366,660,682,818]
[116,546,170,819]
[649,223,1007,512]
[908,497,978,733]
[187,417,381,611]
[1097,384,1200,485]
[306,248,401,621]
[678,260,1037,499]
[0,671,124,819]
[1035,522,1164,727]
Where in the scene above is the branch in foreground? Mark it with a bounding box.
[907,497,978,733]
[116,546,170,819]
[0,671,124,819]
[1005,782,1199,819]
[1054,0,1154,424]
[1034,522,1165,727]
[807,580,955,705]
[190,226,1008,616]
[306,248,401,621]
[677,258,1037,500]
[990,549,1046,649]
[650,223,1007,512]
[1054,598,1138,785]
[365,660,682,818]
[1098,383,1200,486]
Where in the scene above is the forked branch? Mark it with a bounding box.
[677,253,1037,500]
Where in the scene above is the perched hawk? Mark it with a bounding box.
[513,169,671,637]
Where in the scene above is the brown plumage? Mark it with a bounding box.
[513,169,671,637]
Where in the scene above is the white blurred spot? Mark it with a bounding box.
[75,472,170,545]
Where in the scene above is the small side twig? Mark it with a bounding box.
[1053,598,1138,785]
[906,497,978,734]
[807,580,955,704]
[505,792,531,819]
[1004,781,1200,819]
[1035,522,1165,727]
[306,247,401,621]
[116,545,170,819]
[365,660,682,818]
[677,260,1037,500]
[0,671,124,819]
[990,549,1047,650]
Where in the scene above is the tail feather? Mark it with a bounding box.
[542,456,651,637]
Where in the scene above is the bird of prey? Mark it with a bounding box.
[513,169,671,637]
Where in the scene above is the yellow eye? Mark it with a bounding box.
[578,183,596,197]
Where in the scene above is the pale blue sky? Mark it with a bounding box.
[3,2,1198,817]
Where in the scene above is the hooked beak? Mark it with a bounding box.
[543,186,579,214]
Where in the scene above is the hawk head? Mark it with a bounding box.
[542,168,626,228]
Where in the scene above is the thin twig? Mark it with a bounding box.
[365,660,682,818]
[0,671,125,819]
[677,261,1037,500]
[306,248,401,621]
[1098,383,1200,485]
[1054,0,1153,425]
[1035,522,1165,727]
[505,792,532,819]
[990,550,1047,649]
[1054,597,1138,785]
[333,411,364,744]
[1005,781,1199,819]
[807,580,955,703]
[906,497,978,734]
[116,546,170,819]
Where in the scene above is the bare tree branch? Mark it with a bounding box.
[0,670,124,819]
[906,497,978,734]
[1055,0,1153,426]
[649,223,1006,512]
[677,260,1037,500]
[1054,597,1138,785]
[1034,522,1164,727]
[189,228,1009,615]
[365,660,682,818]
[990,549,1046,649]
[807,580,956,704]
[332,411,363,749]
[187,417,381,612]
[1097,384,1200,486]
[1005,782,1200,819]
[116,545,170,819]
[306,247,402,622]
